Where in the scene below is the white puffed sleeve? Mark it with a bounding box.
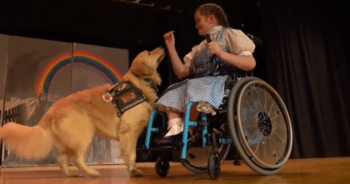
[223,29,256,56]
[183,44,200,69]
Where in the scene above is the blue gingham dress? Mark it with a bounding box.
[157,28,229,111]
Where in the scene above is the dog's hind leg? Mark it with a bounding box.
[70,133,100,177]
[72,151,100,177]
[52,115,99,177]
[57,152,84,177]
[57,153,70,176]
[57,153,80,177]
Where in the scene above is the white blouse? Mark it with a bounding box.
[183,26,256,68]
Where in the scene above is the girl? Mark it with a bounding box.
[157,3,256,144]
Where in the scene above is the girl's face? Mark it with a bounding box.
[195,12,217,36]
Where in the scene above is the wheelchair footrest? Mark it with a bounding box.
[141,145,182,152]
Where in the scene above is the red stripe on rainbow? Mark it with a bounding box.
[35,52,71,96]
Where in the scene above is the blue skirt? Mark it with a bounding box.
[156,75,229,111]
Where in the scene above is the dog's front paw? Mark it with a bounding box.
[64,173,82,178]
[87,169,101,177]
[63,171,82,178]
[130,169,144,177]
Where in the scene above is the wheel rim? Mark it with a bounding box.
[236,80,292,169]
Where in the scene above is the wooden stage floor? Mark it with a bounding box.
[1,157,349,184]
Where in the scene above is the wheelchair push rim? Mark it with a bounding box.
[228,77,293,173]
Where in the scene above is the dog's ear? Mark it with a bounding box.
[131,60,154,76]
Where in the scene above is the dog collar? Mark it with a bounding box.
[131,72,158,92]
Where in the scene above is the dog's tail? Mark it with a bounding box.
[0,121,54,160]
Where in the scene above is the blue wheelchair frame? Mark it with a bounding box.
[144,101,232,160]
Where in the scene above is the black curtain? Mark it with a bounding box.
[260,0,350,158]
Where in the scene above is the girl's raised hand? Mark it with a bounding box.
[164,31,175,49]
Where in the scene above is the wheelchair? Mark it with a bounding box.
[141,75,293,180]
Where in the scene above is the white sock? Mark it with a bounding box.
[165,118,183,137]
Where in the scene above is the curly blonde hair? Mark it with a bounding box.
[195,3,230,27]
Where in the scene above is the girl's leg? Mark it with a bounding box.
[164,108,183,137]
[167,108,181,119]
[164,105,201,137]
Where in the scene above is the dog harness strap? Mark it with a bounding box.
[105,82,146,117]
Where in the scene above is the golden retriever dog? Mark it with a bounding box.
[0,47,165,177]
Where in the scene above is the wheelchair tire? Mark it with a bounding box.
[155,156,170,177]
[227,77,293,175]
[208,154,221,180]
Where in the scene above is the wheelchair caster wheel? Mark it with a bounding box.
[208,154,220,180]
[155,156,170,177]
[234,159,241,166]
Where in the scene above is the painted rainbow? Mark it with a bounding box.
[35,50,123,96]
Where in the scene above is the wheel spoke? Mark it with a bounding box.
[264,137,279,165]
[267,98,276,117]
[243,89,260,112]
[252,85,265,113]
[244,124,261,145]
[263,87,269,112]
[254,133,264,155]
[268,130,287,156]
[255,135,267,160]
[272,120,287,134]
[269,113,280,122]
[241,102,260,122]
[271,113,287,136]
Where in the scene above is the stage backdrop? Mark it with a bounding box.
[0,34,9,131]
[0,34,128,166]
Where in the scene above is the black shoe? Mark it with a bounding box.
[156,132,184,146]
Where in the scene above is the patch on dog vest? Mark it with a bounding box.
[102,93,113,103]
[105,82,146,116]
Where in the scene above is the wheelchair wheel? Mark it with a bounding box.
[227,77,293,175]
[180,123,231,174]
[155,156,170,177]
[208,153,221,180]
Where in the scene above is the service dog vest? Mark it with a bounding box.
[103,82,146,117]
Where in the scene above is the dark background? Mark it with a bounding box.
[1,0,349,159]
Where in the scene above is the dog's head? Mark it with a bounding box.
[129,47,165,85]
